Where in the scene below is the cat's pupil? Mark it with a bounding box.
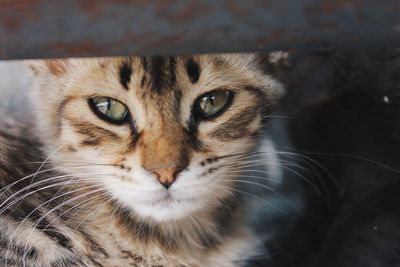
[209,95,215,106]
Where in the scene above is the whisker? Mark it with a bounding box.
[0,173,114,215]
[221,151,335,204]
[223,179,302,215]
[214,185,292,218]
[262,114,299,120]
[12,160,117,166]
[301,151,400,174]
[71,195,115,234]
[19,187,107,265]
[5,184,105,262]
[28,144,66,191]
[224,174,277,184]
[43,191,109,230]
[0,163,118,197]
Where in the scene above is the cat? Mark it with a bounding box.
[0,54,285,266]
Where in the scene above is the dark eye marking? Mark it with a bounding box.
[209,105,261,141]
[150,56,165,92]
[119,61,133,90]
[186,59,201,84]
[147,56,176,94]
[66,119,121,147]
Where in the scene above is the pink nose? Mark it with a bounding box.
[153,168,180,189]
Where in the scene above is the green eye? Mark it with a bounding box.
[194,90,233,119]
[89,97,129,124]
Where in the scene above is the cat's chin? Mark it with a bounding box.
[131,196,200,222]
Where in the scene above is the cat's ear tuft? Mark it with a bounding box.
[28,59,69,76]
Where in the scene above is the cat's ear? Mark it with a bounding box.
[257,51,290,77]
[28,59,69,76]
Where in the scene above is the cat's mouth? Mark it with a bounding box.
[149,191,196,206]
[128,190,202,221]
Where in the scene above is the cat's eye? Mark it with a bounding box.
[89,97,129,124]
[194,90,233,119]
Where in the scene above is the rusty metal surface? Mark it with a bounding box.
[0,0,399,59]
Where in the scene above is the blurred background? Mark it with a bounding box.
[0,61,30,123]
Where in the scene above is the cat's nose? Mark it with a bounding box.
[153,167,181,189]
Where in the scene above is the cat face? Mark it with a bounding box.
[29,54,284,222]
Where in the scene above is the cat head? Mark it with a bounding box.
[28,54,284,222]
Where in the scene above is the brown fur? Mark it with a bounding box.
[8,53,287,266]
[45,59,67,76]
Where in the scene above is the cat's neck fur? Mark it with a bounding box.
[48,179,259,267]
[38,145,258,265]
